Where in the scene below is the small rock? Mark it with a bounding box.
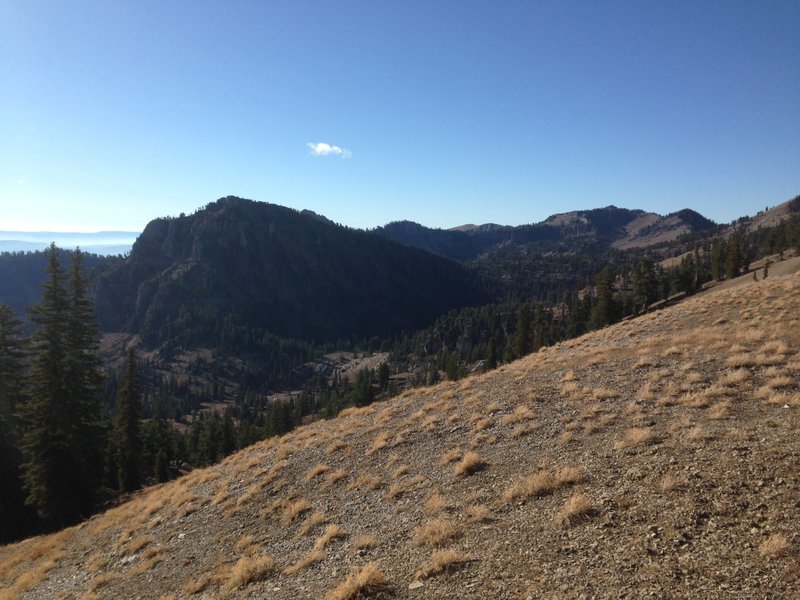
[409,581,424,590]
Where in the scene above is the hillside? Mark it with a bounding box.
[2,271,798,599]
[375,206,716,261]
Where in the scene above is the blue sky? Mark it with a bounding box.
[1,1,798,232]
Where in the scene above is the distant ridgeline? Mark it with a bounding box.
[0,231,137,255]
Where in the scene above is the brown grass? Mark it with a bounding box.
[297,511,328,536]
[325,563,391,600]
[351,534,378,552]
[424,490,451,515]
[500,405,535,425]
[554,493,595,528]
[282,498,311,525]
[501,471,557,503]
[384,475,426,500]
[554,466,583,485]
[222,554,278,594]
[284,549,327,574]
[411,520,460,547]
[325,440,348,454]
[348,474,383,492]
[314,524,348,551]
[438,448,462,466]
[660,474,686,492]
[465,505,493,523]
[453,451,488,476]
[367,431,389,455]
[304,464,332,481]
[321,468,347,490]
[416,549,473,579]
[759,534,792,558]
[614,427,657,449]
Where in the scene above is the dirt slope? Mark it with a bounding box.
[2,274,799,600]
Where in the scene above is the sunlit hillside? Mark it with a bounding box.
[2,269,799,599]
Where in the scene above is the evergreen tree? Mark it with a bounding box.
[512,303,532,359]
[0,305,31,541]
[147,396,173,483]
[19,245,105,527]
[710,239,726,281]
[591,266,617,329]
[112,349,142,493]
[725,233,743,279]
[632,256,658,312]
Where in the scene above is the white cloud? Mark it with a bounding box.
[307,142,352,158]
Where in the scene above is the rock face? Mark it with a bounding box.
[376,206,716,260]
[92,196,487,347]
[4,270,799,599]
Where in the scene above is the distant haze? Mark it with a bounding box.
[0,231,139,256]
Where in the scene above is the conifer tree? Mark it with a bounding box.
[112,349,142,492]
[146,396,173,483]
[591,266,617,329]
[20,245,106,527]
[0,305,31,540]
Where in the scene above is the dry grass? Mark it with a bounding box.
[554,466,583,485]
[297,511,328,536]
[501,471,557,503]
[325,563,391,600]
[416,549,473,579]
[314,524,348,551]
[759,534,792,558]
[284,548,327,574]
[411,519,460,547]
[424,490,451,515]
[392,464,410,479]
[321,468,347,490]
[304,464,332,481]
[465,505,493,523]
[453,451,488,476]
[325,440,348,454]
[282,498,311,525]
[384,475,426,500]
[500,405,535,425]
[351,534,378,552]
[367,431,389,455]
[660,474,686,492]
[438,448,462,467]
[614,427,657,449]
[221,554,278,594]
[348,474,383,492]
[554,493,595,528]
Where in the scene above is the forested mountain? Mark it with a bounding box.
[374,205,716,260]
[93,196,488,347]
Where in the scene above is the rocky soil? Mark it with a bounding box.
[2,272,799,600]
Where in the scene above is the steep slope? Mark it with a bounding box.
[3,272,798,599]
[93,197,487,347]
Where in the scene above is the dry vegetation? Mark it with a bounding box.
[2,271,799,598]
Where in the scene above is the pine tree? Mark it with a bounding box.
[512,303,532,359]
[20,245,106,527]
[591,266,617,329]
[632,256,658,312]
[725,234,742,279]
[0,305,32,540]
[112,349,142,493]
[146,396,173,483]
